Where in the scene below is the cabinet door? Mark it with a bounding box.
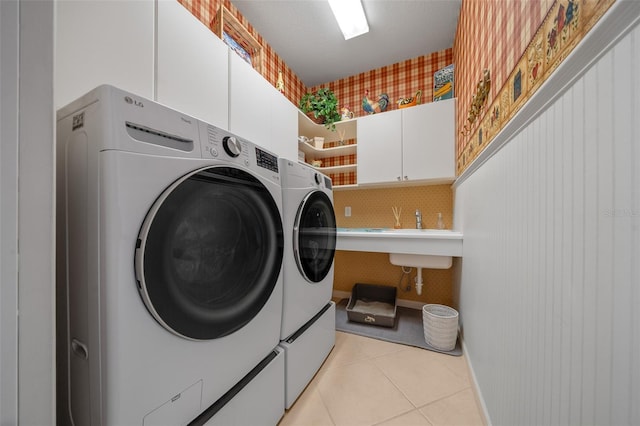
[228,53,272,147]
[229,54,297,157]
[357,110,402,184]
[270,91,298,160]
[55,0,155,109]
[402,99,455,181]
[157,0,229,129]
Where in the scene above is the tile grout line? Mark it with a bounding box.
[416,385,475,410]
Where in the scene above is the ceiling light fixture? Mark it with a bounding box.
[328,0,369,40]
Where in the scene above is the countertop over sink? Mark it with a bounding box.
[336,228,463,257]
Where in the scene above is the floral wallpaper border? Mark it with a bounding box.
[456,0,616,175]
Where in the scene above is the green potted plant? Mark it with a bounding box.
[299,88,341,131]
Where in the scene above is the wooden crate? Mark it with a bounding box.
[211,5,263,74]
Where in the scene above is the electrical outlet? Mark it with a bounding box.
[344,206,351,217]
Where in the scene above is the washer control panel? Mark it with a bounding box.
[200,123,280,178]
[256,148,278,172]
[203,125,249,163]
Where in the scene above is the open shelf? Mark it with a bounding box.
[312,164,357,174]
[298,109,358,187]
[298,110,357,142]
[332,184,359,190]
[298,141,356,159]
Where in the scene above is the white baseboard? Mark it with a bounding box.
[461,339,492,426]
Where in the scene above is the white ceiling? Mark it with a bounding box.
[230,0,462,87]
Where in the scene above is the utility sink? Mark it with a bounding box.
[388,253,453,269]
[336,227,461,296]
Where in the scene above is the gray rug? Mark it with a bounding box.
[335,299,462,356]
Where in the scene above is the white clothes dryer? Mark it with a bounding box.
[278,159,337,408]
[56,85,284,425]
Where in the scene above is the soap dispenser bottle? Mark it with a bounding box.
[436,212,445,229]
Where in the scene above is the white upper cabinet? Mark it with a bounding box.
[156,0,229,129]
[270,91,299,160]
[229,53,297,157]
[357,99,455,185]
[229,53,272,146]
[55,0,155,109]
[357,110,402,184]
[402,99,455,181]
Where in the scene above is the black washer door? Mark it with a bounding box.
[136,166,283,340]
[293,191,337,283]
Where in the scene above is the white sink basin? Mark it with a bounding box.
[336,227,463,257]
[388,252,453,269]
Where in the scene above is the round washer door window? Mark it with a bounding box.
[293,191,337,283]
[135,166,283,340]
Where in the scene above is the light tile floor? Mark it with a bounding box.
[279,331,486,426]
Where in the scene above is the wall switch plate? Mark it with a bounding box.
[345,206,351,217]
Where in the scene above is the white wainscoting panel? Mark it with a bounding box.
[455,21,639,426]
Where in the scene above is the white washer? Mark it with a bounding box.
[56,85,284,425]
[278,158,337,408]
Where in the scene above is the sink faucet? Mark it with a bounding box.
[415,209,422,229]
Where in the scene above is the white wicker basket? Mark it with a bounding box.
[422,304,458,351]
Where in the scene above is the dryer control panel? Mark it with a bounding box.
[281,159,332,190]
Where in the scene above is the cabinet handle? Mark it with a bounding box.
[397,176,401,181]
[404,176,408,180]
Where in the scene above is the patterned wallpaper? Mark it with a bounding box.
[309,49,453,120]
[454,0,616,174]
[454,0,550,159]
[333,184,453,230]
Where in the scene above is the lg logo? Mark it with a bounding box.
[124,96,144,108]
